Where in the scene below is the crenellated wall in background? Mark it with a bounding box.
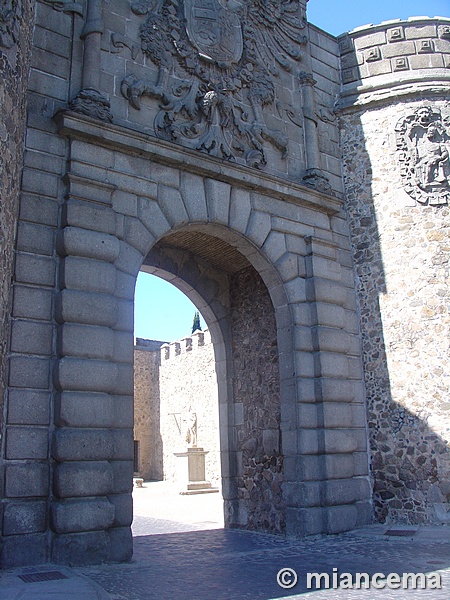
[134,330,220,487]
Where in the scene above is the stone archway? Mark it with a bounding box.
[1,110,371,567]
[142,228,286,532]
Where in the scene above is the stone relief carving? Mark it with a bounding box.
[396,106,450,206]
[120,0,307,167]
[0,0,20,49]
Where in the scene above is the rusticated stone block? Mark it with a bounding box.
[57,226,120,262]
[137,197,171,239]
[204,178,231,224]
[12,284,53,321]
[54,461,113,498]
[108,526,133,562]
[114,363,134,395]
[1,533,49,567]
[55,391,114,428]
[3,501,47,535]
[180,172,208,222]
[58,323,115,360]
[229,188,251,233]
[10,319,53,355]
[355,500,373,526]
[324,429,358,454]
[53,428,114,461]
[62,199,116,234]
[111,460,134,494]
[9,356,50,389]
[320,378,355,402]
[51,497,115,533]
[5,463,49,498]
[6,427,48,460]
[157,185,188,226]
[114,240,143,277]
[112,429,134,460]
[307,277,347,305]
[285,506,324,537]
[52,531,110,565]
[7,389,50,425]
[16,221,55,256]
[54,357,119,393]
[59,256,116,294]
[14,253,56,287]
[108,493,133,527]
[325,504,357,534]
[245,210,271,248]
[325,454,355,480]
[323,478,371,506]
[56,289,118,327]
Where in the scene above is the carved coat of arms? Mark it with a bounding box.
[119,0,307,167]
[396,106,450,206]
[184,0,243,66]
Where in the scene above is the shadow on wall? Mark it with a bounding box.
[339,100,450,526]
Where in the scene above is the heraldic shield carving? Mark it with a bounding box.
[121,0,307,167]
[184,0,243,66]
[396,106,450,206]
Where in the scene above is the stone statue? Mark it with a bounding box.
[185,411,197,447]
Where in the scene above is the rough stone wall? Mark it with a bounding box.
[338,18,450,525]
[0,0,35,434]
[159,330,221,487]
[133,339,165,481]
[230,266,284,534]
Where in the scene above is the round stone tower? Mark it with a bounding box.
[337,17,450,525]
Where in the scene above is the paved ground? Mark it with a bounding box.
[1,482,449,600]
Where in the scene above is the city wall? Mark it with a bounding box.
[134,331,220,487]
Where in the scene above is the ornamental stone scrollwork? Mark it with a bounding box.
[0,0,20,49]
[396,106,450,206]
[121,0,307,167]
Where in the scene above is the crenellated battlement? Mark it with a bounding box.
[160,329,212,361]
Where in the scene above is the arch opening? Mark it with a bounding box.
[136,228,287,534]
[133,272,224,535]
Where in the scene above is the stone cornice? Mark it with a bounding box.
[336,79,450,113]
[54,110,342,216]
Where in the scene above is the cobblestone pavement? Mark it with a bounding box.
[1,483,449,599]
[81,526,450,600]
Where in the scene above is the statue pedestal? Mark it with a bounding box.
[174,447,219,495]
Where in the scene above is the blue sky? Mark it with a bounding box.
[134,0,449,343]
[307,0,449,37]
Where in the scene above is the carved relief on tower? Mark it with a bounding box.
[118,0,308,168]
[395,105,450,206]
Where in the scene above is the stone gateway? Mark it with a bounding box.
[0,0,449,568]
